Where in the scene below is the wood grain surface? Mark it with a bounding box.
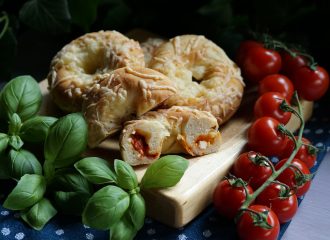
[38,79,313,228]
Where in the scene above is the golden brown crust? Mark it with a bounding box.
[141,38,165,67]
[48,30,145,112]
[149,35,244,124]
[83,67,177,148]
[120,106,221,166]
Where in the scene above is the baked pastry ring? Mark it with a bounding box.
[83,67,177,148]
[48,30,145,112]
[150,35,244,124]
[141,38,165,67]
[120,106,221,166]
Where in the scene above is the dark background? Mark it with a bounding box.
[0,0,330,88]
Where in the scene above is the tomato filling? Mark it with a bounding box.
[131,132,158,158]
[195,134,214,149]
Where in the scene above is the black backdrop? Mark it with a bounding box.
[0,0,329,95]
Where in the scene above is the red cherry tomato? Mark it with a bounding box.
[259,74,295,102]
[213,178,253,219]
[248,117,289,156]
[236,40,263,67]
[281,136,317,169]
[275,158,312,197]
[291,66,329,101]
[254,92,292,124]
[237,205,280,240]
[231,151,273,190]
[281,51,308,75]
[242,46,282,83]
[256,183,298,223]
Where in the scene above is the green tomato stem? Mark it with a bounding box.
[240,94,305,211]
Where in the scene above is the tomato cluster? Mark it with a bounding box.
[237,40,329,101]
[212,38,324,240]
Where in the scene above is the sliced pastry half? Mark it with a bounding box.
[120,106,221,166]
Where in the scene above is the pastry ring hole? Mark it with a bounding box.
[81,49,109,75]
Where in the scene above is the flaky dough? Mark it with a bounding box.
[48,30,145,112]
[141,38,165,67]
[150,35,244,124]
[83,67,177,148]
[120,106,221,166]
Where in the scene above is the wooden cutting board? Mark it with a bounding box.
[38,79,313,228]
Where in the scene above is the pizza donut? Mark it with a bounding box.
[150,35,244,124]
[48,30,145,112]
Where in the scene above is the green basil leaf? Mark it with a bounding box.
[8,113,22,135]
[140,155,189,189]
[44,113,87,168]
[7,149,42,180]
[0,133,9,154]
[74,157,116,185]
[53,191,90,216]
[8,135,24,150]
[20,116,57,143]
[114,160,138,190]
[3,174,46,210]
[127,193,145,230]
[21,198,57,230]
[49,168,92,194]
[82,185,130,230]
[19,0,71,34]
[68,0,100,31]
[0,75,42,121]
[110,214,137,240]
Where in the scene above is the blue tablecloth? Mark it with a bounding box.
[1,95,329,239]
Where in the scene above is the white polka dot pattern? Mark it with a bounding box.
[315,129,324,134]
[1,227,10,236]
[178,234,188,240]
[147,228,156,235]
[15,232,25,240]
[86,233,94,240]
[1,211,9,216]
[55,229,64,235]
[203,229,212,238]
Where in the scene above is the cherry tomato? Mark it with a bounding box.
[256,183,298,223]
[213,178,253,219]
[291,66,329,101]
[275,158,312,197]
[281,51,308,76]
[242,46,282,83]
[254,92,292,124]
[281,136,317,169]
[231,151,273,190]
[236,40,263,67]
[248,117,288,156]
[237,205,280,240]
[259,74,295,102]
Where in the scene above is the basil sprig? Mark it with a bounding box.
[0,75,190,239]
[77,156,189,240]
[0,76,57,180]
